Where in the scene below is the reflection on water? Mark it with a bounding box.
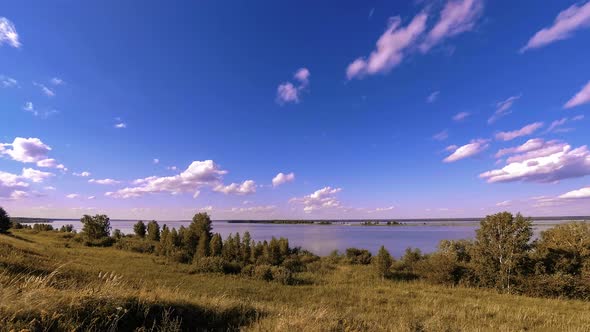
[39,219,585,257]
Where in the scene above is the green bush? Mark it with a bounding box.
[59,224,75,233]
[271,266,294,285]
[252,265,273,281]
[345,248,372,265]
[192,257,226,274]
[0,207,10,234]
[32,223,54,232]
[115,237,156,253]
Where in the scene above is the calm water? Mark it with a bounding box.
[40,219,584,257]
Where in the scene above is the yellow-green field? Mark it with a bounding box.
[1,230,590,331]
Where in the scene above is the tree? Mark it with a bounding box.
[190,212,213,240]
[210,233,223,256]
[196,231,210,258]
[374,245,393,280]
[133,220,146,238]
[472,212,532,291]
[81,214,111,240]
[146,220,160,241]
[534,223,590,276]
[0,207,11,234]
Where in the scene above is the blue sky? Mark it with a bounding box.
[1,0,590,220]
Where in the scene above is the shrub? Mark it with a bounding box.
[374,246,394,280]
[115,237,156,253]
[112,229,123,240]
[271,266,294,285]
[192,257,226,274]
[59,224,75,233]
[146,220,160,241]
[345,248,372,265]
[32,223,54,232]
[252,265,273,281]
[133,221,146,238]
[0,207,10,233]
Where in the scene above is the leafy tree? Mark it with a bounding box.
[190,212,213,240]
[345,248,372,265]
[0,207,11,234]
[534,223,590,276]
[133,220,146,238]
[374,245,393,280]
[196,231,210,258]
[472,212,532,291]
[146,220,160,241]
[242,232,252,262]
[81,214,111,240]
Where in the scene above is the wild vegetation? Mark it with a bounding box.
[1,208,590,331]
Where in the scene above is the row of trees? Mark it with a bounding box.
[371,212,590,299]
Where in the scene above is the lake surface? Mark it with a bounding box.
[41,219,587,257]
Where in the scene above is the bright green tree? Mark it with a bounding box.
[81,214,111,240]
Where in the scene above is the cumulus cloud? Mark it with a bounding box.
[73,171,91,177]
[427,91,440,103]
[521,1,590,52]
[114,122,127,129]
[495,122,544,141]
[453,111,470,121]
[50,77,64,85]
[559,186,590,199]
[105,160,253,199]
[213,180,256,195]
[346,13,428,79]
[420,0,484,52]
[488,95,520,124]
[0,170,29,199]
[0,75,18,88]
[66,194,79,199]
[564,80,590,109]
[290,186,343,213]
[89,178,121,185]
[276,68,311,104]
[21,168,54,183]
[0,17,21,48]
[443,139,489,162]
[272,172,295,187]
[433,129,449,141]
[480,139,590,183]
[1,137,51,163]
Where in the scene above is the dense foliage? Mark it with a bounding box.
[0,207,11,234]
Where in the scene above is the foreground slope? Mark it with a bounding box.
[1,230,589,331]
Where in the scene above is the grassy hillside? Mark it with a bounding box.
[1,230,590,331]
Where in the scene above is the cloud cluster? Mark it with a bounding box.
[347,0,483,79]
[564,80,590,109]
[495,122,543,141]
[521,1,590,52]
[0,75,18,88]
[560,186,590,199]
[106,160,254,199]
[290,186,343,213]
[89,178,121,185]
[0,137,66,170]
[480,139,590,183]
[0,168,53,200]
[276,68,311,104]
[443,139,489,162]
[272,172,295,187]
[0,17,20,48]
[488,95,520,124]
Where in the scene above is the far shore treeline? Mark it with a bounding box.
[1,206,590,299]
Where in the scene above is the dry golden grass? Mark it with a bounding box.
[1,230,590,331]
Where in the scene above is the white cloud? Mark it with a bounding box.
[50,77,64,85]
[66,194,79,199]
[346,13,428,79]
[73,171,91,177]
[0,17,21,48]
[427,91,440,103]
[559,186,590,199]
[420,0,484,52]
[0,75,18,88]
[106,160,252,199]
[480,139,590,183]
[89,178,121,185]
[294,68,310,86]
[433,129,449,141]
[87,196,96,200]
[153,158,160,164]
[44,186,56,191]
[488,95,520,124]
[276,68,311,104]
[564,80,590,109]
[114,122,127,129]
[290,186,343,213]
[213,180,256,195]
[276,82,300,104]
[21,168,54,183]
[452,111,470,121]
[33,82,55,97]
[0,170,29,199]
[272,172,295,187]
[546,118,568,133]
[495,122,544,141]
[0,137,52,163]
[443,139,489,162]
[36,158,66,170]
[167,166,178,171]
[230,205,276,214]
[496,200,512,207]
[445,144,459,152]
[371,206,395,213]
[521,1,590,52]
